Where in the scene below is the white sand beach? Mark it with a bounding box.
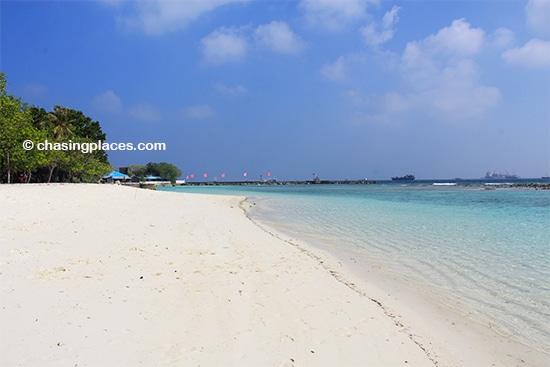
[0,184,547,366]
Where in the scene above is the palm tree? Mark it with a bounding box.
[50,106,75,139]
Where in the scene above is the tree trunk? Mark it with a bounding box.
[6,152,10,184]
[47,165,55,183]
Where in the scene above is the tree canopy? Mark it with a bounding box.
[0,73,111,183]
[128,162,182,184]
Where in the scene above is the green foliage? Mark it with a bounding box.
[0,73,179,185]
[127,162,181,183]
[127,164,147,181]
[143,162,182,184]
[0,73,111,183]
[0,74,33,183]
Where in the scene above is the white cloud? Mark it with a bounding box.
[118,0,246,35]
[525,0,550,37]
[128,103,161,121]
[92,90,122,114]
[321,54,367,82]
[214,83,248,96]
[401,19,500,122]
[423,18,485,57]
[201,27,248,65]
[360,5,400,48]
[377,92,412,115]
[417,60,501,120]
[201,22,306,65]
[502,39,550,68]
[400,18,486,96]
[299,0,376,32]
[321,56,348,81]
[401,42,433,76]
[362,19,500,125]
[254,21,306,54]
[183,104,215,120]
[401,18,485,73]
[490,28,515,49]
[401,18,486,84]
[364,80,501,126]
[403,20,499,121]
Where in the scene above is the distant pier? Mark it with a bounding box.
[170,179,380,186]
[120,179,550,190]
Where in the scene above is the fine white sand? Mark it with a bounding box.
[0,184,547,366]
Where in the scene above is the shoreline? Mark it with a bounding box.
[242,196,549,366]
[1,184,547,366]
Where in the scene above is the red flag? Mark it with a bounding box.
[186,175,189,180]
[221,173,226,178]
[267,172,271,177]
[203,173,208,178]
[190,174,194,179]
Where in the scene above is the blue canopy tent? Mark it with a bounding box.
[103,170,130,182]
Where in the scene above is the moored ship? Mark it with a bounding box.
[391,174,415,181]
[484,170,518,180]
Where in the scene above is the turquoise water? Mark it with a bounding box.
[160,183,550,352]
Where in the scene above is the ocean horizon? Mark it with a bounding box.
[161,181,550,353]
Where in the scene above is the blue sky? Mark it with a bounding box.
[2,0,549,180]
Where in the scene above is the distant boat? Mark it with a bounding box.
[484,170,518,180]
[391,174,415,181]
[542,176,550,180]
